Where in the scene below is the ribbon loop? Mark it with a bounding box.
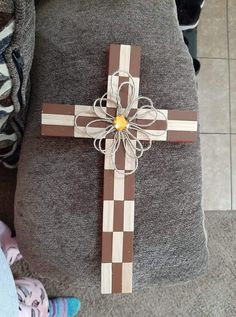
[76,70,168,174]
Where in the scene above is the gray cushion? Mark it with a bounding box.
[15,0,208,288]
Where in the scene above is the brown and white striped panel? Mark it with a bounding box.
[42,104,197,143]
[134,108,198,142]
[101,44,141,294]
[41,103,76,137]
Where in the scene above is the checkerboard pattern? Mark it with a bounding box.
[100,44,141,294]
[42,105,198,143]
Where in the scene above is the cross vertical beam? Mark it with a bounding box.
[101,44,141,294]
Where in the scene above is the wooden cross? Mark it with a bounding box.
[41,44,198,294]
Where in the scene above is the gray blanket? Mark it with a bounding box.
[15,0,208,288]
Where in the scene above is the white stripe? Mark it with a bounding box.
[74,105,94,116]
[74,126,105,139]
[0,21,14,41]
[123,201,135,232]
[137,130,167,141]
[104,140,115,170]
[128,77,140,108]
[107,75,119,108]
[113,170,125,201]
[0,132,17,143]
[168,120,198,132]
[101,263,112,294]
[119,45,131,75]
[41,114,74,126]
[103,201,114,232]
[112,232,123,263]
[135,109,168,120]
[0,63,10,77]
[0,79,12,96]
[122,263,133,293]
[74,105,108,119]
[0,105,14,114]
[125,140,136,171]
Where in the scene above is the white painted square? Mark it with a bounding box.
[114,170,125,201]
[74,126,104,139]
[119,45,131,75]
[112,232,124,263]
[104,140,115,170]
[128,77,140,108]
[125,140,137,171]
[123,201,135,232]
[101,263,112,294]
[122,263,133,293]
[168,120,198,132]
[103,201,114,232]
[75,105,109,119]
[107,75,119,108]
[137,130,167,141]
[41,114,74,126]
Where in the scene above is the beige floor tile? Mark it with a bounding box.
[228,0,236,59]
[198,59,230,133]
[201,134,231,210]
[230,60,236,133]
[198,0,228,58]
[232,135,236,210]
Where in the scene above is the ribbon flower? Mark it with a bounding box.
[76,71,167,175]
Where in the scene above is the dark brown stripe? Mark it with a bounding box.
[106,132,116,140]
[41,125,74,137]
[167,131,198,142]
[106,107,117,117]
[115,142,126,171]
[103,170,114,200]
[128,109,137,117]
[168,110,197,121]
[119,76,129,108]
[112,263,122,293]
[108,44,121,75]
[129,46,141,78]
[136,119,167,131]
[113,201,124,231]
[42,103,75,115]
[101,232,113,263]
[124,174,135,200]
[123,232,133,263]
[76,116,110,128]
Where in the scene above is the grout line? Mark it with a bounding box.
[226,0,233,210]
[198,56,236,61]
[200,132,234,135]
[198,56,229,60]
[197,56,236,61]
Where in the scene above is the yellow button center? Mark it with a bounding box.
[113,115,128,131]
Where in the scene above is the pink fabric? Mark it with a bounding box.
[16,278,49,317]
[0,220,49,317]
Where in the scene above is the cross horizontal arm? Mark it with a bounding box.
[42,103,198,142]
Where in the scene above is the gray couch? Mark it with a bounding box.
[11,0,207,291]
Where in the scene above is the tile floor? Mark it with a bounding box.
[198,0,236,210]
